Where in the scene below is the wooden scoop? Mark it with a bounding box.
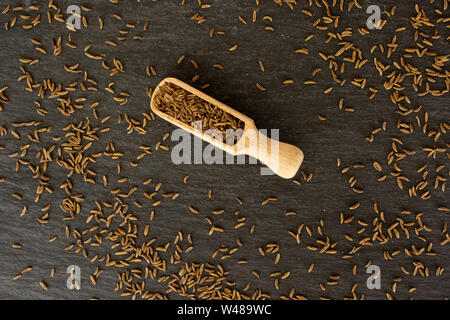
[150,77,304,179]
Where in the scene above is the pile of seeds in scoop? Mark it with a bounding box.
[154,82,245,145]
[0,0,448,300]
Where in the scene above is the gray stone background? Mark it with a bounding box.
[0,0,448,300]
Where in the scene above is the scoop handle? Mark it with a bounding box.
[239,130,304,179]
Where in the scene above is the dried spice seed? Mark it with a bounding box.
[154,82,244,145]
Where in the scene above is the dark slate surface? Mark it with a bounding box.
[0,0,448,300]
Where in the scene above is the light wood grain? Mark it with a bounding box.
[151,77,304,179]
